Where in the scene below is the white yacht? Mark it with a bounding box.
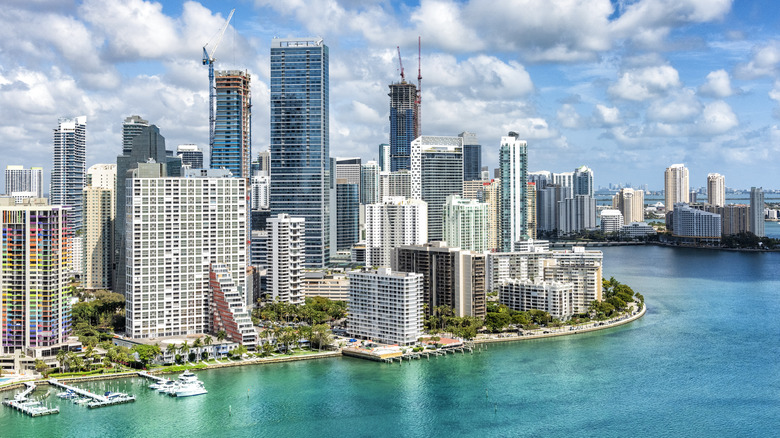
[168,370,207,397]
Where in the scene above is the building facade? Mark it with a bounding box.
[459,131,482,181]
[600,209,624,234]
[5,165,43,198]
[365,197,427,267]
[270,38,330,268]
[177,144,204,169]
[499,132,528,251]
[269,213,305,305]
[210,263,257,349]
[360,161,379,205]
[750,187,765,237]
[1,200,71,354]
[411,136,463,241]
[572,165,594,197]
[442,195,490,253]
[211,70,252,178]
[558,195,596,235]
[672,203,721,240]
[707,173,725,207]
[499,280,572,320]
[665,164,689,210]
[389,82,419,171]
[82,164,116,289]
[347,267,423,346]
[124,166,247,339]
[51,116,86,232]
[336,180,360,251]
[612,188,645,224]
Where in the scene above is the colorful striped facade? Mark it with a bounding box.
[1,205,71,354]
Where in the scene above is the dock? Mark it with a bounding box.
[2,382,59,417]
[138,371,166,383]
[48,379,135,409]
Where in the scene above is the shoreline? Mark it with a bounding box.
[471,303,646,345]
[0,307,646,393]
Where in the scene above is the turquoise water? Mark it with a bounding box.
[2,246,779,437]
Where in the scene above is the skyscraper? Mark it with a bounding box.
[378,143,391,172]
[365,197,427,267]
[360,161,380,204]
[443,195,490,253]
[1,198,71,354]
[177,144,204,169]
[51,116,86,231]
[499,132,528,251]
[459,131,482,181]
[389,82,419,171]
[83,164,116,290]
[269,213,306,305]
[5,165,43,198]
[664,163,689,209]
[211,70,251,177]
[411,135,463,241]
[573,165,594,197]
[336,179,360,251]
[707,173,725,207]
[122,115,149,155]
[750,187,765,237]
[270,37,330,267]
[612,188,645,224]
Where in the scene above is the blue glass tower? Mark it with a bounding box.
[389,82,418,171]
[459,132,482,181]
[270,38,330,267]
[336,182,359,251]
[211,70,251,177]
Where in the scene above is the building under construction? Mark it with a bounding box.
[388,81,419,171]
[211,70,251,178]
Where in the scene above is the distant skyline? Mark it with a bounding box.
[1,0,779,190]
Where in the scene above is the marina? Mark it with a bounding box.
[2,382,59,417]
[48,379,136,409]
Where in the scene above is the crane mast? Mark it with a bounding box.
[397,46,405,82]
[202,9,235,157]
[417,36,422,133]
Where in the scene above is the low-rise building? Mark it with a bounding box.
[499,279,573,320]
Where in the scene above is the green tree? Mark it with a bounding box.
[35,359,50,377]
[133,344,161,368]
[485,312,511,332]
[217,330,227,343]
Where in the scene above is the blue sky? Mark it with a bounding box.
[1,0,779,191]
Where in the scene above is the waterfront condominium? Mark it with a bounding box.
[270,37,330,268]
[389,81,419,171]
[411,135,464,241]
[365,197,428,267]
[347,267,423,346]
[672,203,721,241]
[177,144,204,169]
[209,263,258,349]
[750,187,765,237]
[612,188,645,224]
[82,164,116,289]
[51,116,86,232]
[0,198,71,354]
[527,182,537,239]
[393,241,487,318]
[211,70,252,178]
[5,165,43,198]
[600,209,624,234]
[269,213,305,305]
[125,164,247,339]
[573,165,594,197]
[707,173,725,207]
[664,163,690,210]
[559,195,596,235]
[442,195,490,253]
[499,132,529,251]
[459,132,482,181]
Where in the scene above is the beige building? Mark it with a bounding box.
[482,179,501,251]
[707,173,725,207]
[302,271,349,301]
[83,164,116,289]
[664,164,689,210]
[612,188,645,224]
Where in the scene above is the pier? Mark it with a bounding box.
[2,382,59,417]
[48,379,135,409]
[138,371,166,383]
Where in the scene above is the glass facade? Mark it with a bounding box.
[51,116,86,232]
[389,83,418,171]
[270,38,330,267]
[211,70,251,177]
[336,182,359,251]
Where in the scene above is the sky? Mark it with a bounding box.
[1,0,779,191]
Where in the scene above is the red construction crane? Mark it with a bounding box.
[397,46,405,82]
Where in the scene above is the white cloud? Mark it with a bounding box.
[734,41,780,79]
[557,104,583,129]
[592,104,621,126]
[608,65,681,101]
[698,69,734,98]
[696,100,738,135]
[647,90,702,122]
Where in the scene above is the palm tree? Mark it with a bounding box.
[180,342,190,363]
[56,349,67,372]
[299,325,313,351]
[217,330,227,343]
[166,343,177,361]
[193,338,203,362]
[203,335,213,360]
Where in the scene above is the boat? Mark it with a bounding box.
[177,370,199,383]
[173,380,208,397]
[73,397,90,405]
[57,390,76,399]
[156,380,176,393]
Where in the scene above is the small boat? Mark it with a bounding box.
[156,380,176,393]
[73,397,90,405]
[173,381,208,397]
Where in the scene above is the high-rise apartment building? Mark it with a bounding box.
[335,157,361,186]
[459,132,482,181]
[251,172,270,210]
[612,188,645,224]
[82,164,116,289]
[573,165,594,197]
[528,171,551,190]
[707,173,725,207]
[664,164,689,210]
[553,171,574,198]
[389,82,419,171]
[177,144,204,169]
[124,165,247,339]
[347,267,423,346]
[360,161,379,205]
[499,132,528,250]
[365,197,427,267]
[527,182,537,239]
[270,38,330,268]
[51,116,86,232]
[393,242,487,318]
[211,70,251,178]
[269,213,305,305]
[672,203,721,240]
[411,136,463,241]
[122,115,149,154]
[559,195,596,235]
[5,165,43,198]
[379,170,411,200]
[336,180,360,251]
[537,185,567,234]
[378,144,391,172]
[750,187,765,237]
[442,195,490,253]
[483,179,501,251]
[1,199,71,354]
[600,209,624,234]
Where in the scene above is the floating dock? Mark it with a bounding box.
[138,371,165,383]
[48,379,135,409]
[2,382,59,417]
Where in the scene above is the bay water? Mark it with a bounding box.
[2,246,779,437]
